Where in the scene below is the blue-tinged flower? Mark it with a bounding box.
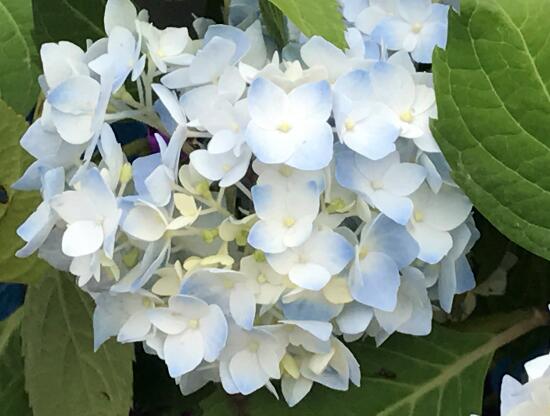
[360,0,449,64]
[248,180,320,254]
[333,68,400,160]
[93,290,162,350]
[89,26,145,92]
[373,266,432,340]
[13,120,85,191]
[245,77,334,170]
[349,214,419,311]
[336,148,426,225]
[190,146,252,188]
[266,229,354,291]
[131,125,187,207]
[180,269,259,330]
[50,168,121,259]
[16,168,65,258]
[407,184,472,264]
[219,325,286,395]
[148,295,228,378]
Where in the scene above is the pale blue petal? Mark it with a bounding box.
[350,252,400,311]
[200,305,229,362]
[336,302,373,334]
[204,25,251,64]
[365,214,419,267]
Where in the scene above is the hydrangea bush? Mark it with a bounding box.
[0,0,549,414]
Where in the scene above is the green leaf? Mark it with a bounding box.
[200,312,547,416]
[133,345,215,416]
[266,0,346,49]
[0,98,49,284]
[0,309,32,416]
[22,272,134,416]
[0,0,40,114]
[259,0,288,50]
[432,0,550,260]
[32,0,106,48]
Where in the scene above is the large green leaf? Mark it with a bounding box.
[0,98,49,284]
[0,0,39,114]
[32,0,106,48]
[0,309,32,416]
[22,272,134,416]
[259,0,288,50]
[266,0,346,49]
[432,0,550,260]
[199,313,545,416]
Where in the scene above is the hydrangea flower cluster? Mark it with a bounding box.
[15,0,477,406]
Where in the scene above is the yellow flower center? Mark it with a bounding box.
[277,121,292,133]
[414,210,424,222]
[188,319,199,329]
[344,118,356,132]
[283,217,296,228]
[371,180,384,190]
[412,23,423,33]
[400,110,414,123]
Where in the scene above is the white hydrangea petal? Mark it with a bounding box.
[282,376,313,408]
[288,81,332,122]
[370,190,414,225]
[284,123,334,171]
[370,62,415,113]
[524,353,550,381]
[218,66,246,103]
[117,311,152,343]
[305,230,354,275]
[409,221,452,264]
[16,203,56,257]
[336,302,373,335]
[383,162,426,196]
[148,308,188,334]
[62,220,104,257]
[152,84,186,125]
[397,0,432,23]
[229,285,256,330]
[229,350,266,395]
[301,36,349,83]
[246,123,296,164]
[145,166,173,207]
[51,111,95,145]
[283,320,333,341]
[164,330,205,377]
[50,191,96,223]
[371,17,411,52]
[411,21,447,64]
[289,263,331,291]
[189,37,237,85]
[122,204,167,242]
[356,5,391,34]
[248,77,288,129]
[423,186,472,231]
[104,0,138,34]
[204,25,250,64]
[248,221,287,254]
[283,218,314,249]
[258,342,283,379]
[200,305,229,362]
